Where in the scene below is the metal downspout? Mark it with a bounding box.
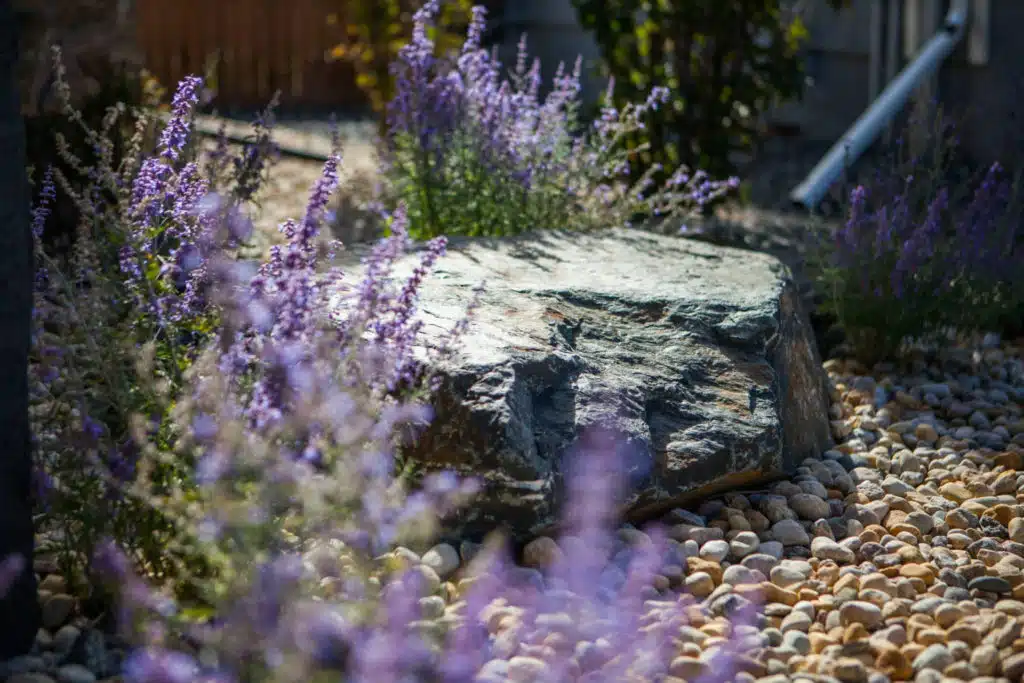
[789,0,970,211]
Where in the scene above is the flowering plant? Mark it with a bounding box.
[811,106,1024,364]
[382,1,738,239]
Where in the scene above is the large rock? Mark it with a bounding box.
[340,228,832,540]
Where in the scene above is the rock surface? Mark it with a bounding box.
[336,228,831,539]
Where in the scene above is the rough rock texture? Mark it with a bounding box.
[344,228,832,540]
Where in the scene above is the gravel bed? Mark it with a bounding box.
[5,335,1024,683]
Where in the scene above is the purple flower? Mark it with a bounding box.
[159,76,204,162]
[122,648,200,683]
[30,166,57,239]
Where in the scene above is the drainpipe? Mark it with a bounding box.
[789,0,970,212]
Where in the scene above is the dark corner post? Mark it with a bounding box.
[0,0,42,660]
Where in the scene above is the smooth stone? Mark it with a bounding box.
[421,543,460,578]
[967,576,1011,594]
[772,520,810,546]
[838,601,883,630]
[911,644,954,674]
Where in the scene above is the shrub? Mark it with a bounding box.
[569,0,851,182]
[810,106,1024,365]
[326,0,477,135]
[28,60,277,600]
[23,57,163,265]
[382,1,738,240]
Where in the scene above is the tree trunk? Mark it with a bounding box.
[0,0,41,660]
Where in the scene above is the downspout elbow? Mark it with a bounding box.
[944,0,970,37]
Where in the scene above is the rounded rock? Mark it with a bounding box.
[421,543,460,579]
[699,539,731,563]
[838,601,883,630]
[789,493,831,521]
[771,519,810,546]
[730,531,760,558]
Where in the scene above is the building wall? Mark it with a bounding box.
[507,0,1023,169]
[768,0,1023,168]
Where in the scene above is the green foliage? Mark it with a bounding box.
[569,0,851,181]
[23,62,163,265]
[327,0,476,133]
[29,57,227,604]
[381,5,737,241]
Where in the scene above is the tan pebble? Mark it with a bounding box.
[809,632,836,654]
[839,601,884,630]
[963,501,991,517]
[897,546,925,563]
[858,589,890,607]
[860,529,882,544]
[915,423,939,443]
[834,574,860,593]
[685,572,716,598]
[996,599,1024,617]
[939,482,973,504]
[900,642,925,662]
[934,604,963,629]
[701,621,730,638]
[676,641,702,658]
[830,657,868,683]
[760,581,799,606]
[915,628,947,646]
[904,577,929,594]
[986,504,1016,526]
[668,656,706,679]
[889,523,923,539]
[942,622,983,651]
[37,574,67,593]
[843,623,870,643]
[40,593,75,630]
[864,524,889,538]
[1009,518,1024,544]
[860,573,895,595]
[899,564,935,585]
[687,558,723,584]
[908,613,935,628]
[994,451,1024,470]
[993,471,1019,495]
[1003,651,1024,680]
[882,601,912,620]
[522,537,563,569]
[799,588,820,602]
[879,566,901,579]
[943,661,977,679]
[875,646,914,680]
[969,643,1000,675]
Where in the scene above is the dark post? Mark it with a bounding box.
[0,0,42,660]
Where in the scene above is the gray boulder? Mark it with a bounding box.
[336,228,831,540]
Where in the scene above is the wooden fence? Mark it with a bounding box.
[136,0,368,112]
